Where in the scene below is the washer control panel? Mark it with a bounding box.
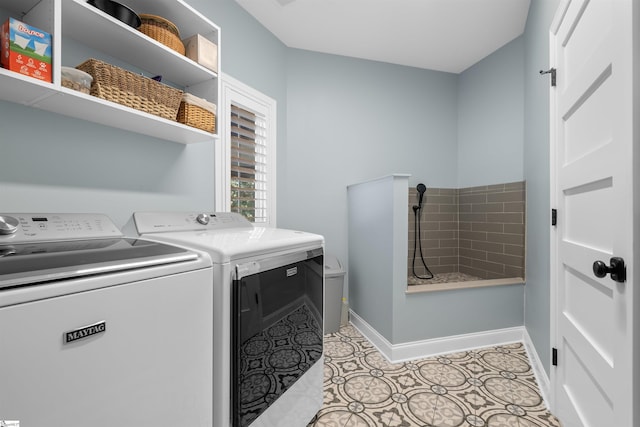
[0,213,122,243]
[133,211,252,234]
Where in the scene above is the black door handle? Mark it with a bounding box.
[593,257,626,283]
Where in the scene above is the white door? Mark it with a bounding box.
[549,1,636,426]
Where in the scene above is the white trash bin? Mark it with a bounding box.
[324,254,346,334]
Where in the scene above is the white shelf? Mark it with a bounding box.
[36,87,215,144]
[0,68,56,105]
[62,0,217,88]
[0,0,220,144]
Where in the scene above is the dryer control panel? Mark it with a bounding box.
[0,213,122,243]
[132,211,252,235]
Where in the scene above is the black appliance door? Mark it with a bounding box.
[232,248,323,427]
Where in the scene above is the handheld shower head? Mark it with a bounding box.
[416,183,427,209]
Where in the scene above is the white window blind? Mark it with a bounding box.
[230,104,268,223]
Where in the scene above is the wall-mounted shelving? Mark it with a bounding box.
[0,0,220,144]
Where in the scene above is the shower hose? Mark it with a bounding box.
[412,191,434,280]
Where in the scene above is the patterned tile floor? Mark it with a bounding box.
[308,325,561,427]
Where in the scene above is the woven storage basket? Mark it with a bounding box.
[177,93,216,133]
[76,58,183,120]
[138,14,185,55]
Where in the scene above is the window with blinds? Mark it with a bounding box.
[230,104,268,223]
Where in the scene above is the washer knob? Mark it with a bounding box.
[196,213,210,225]
[0,215,19,235]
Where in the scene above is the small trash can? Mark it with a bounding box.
[324,254,346,334]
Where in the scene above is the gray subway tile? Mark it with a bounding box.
[428,195,456,205]
[424,247,457,257]
[459,239,472,249]
[486,183,506,193]
[460,212,487,223]
[440,239,459,248]
[407,182,527,281]
[487,191,525,203]
[439,188,457,196]
[486,213,523,224]
[459,230,488,241]
[472,222,504,233]
[458,222,472,231]
[487,252,524,268]
[487,232,524,245]
[424,213,456,222]
[440,221,458,230]
[504,223,525,234]
[421,221,441,231]
[472,240,504,253]
[439,256,459,266]
[504,244,525,256]
[473,203,505,213]
[505,265,525,278]
[471,259,505,274]
[504,202,525,213]
[460,248,487,260]
[439,203,458,213]
[425,230,456,240]
[458,204,472,213]
[504,181,525,191]
[459,193,487,204]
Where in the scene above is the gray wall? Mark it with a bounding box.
[284,48,458,270]
[0,101,216,227]
[458,36,525,188]
[523,0,560,375]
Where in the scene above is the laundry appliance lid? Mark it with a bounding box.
[143,227,324,264]
[0,237,200,290]
[130,212,324,263]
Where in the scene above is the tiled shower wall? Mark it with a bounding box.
[408,181,525,280]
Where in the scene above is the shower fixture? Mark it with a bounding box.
[412,183,434,279]
[416,183,426,210]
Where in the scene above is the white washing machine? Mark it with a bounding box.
[0,213,214,427]
[127,212,324,427]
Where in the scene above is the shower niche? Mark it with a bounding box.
[347,174,525,304]
[408,181,526,290]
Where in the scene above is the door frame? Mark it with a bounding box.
[547,0,569,413]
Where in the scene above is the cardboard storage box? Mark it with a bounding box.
[1,18,52,82]
[183,34,217,73]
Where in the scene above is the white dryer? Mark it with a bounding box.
[0,213,213,427]
[128,212,324,427]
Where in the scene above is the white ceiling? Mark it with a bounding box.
[234,0,531,74]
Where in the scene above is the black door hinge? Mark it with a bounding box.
[552,348,558,366]
[551,209,557,226]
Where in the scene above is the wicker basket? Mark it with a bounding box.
[177,93,216,133]
[138,14,185,55]
[76,58,183,121]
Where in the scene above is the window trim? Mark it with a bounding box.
[216,73,277,226]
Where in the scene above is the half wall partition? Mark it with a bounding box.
[347,174,525,359]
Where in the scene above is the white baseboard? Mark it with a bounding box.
[523,328,552,407]
[349,310,525,363]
